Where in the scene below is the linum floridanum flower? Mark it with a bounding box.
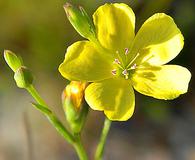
[59,3,191,121]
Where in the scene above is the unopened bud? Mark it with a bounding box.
[4,50,23,72]
[64,3,96,40]
[62,81,88,133]
[14,66,33,88]
[63,81,86,110]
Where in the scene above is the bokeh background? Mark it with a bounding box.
[0,0,195,160]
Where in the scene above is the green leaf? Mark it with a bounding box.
[31,103,52,115]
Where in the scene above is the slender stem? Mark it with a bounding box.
[95,118,112,160]
[47,113,74,144]
[26,84,88,159]
[27,85,47,106]
[73,134,88,160]
[26,85,74,143]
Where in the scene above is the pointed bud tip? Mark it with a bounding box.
[4,50,23,72]
[63,2,73,16]
[63,2,72,9]
[4,49,13,57]
[78,6,84,12]
[63,3,95,39]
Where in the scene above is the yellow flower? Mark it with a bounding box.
[59,3,191,121]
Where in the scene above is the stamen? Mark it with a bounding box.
[111,69,117,75]
[114,50,125,68]
[142,54,155,63]
[125,48,129,55]
[113,58,121,64]
[122,69,128,75]
[122,69,129,79]
[130,64,137,70]
[126,53,140,69]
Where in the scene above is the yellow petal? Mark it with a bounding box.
[59,41,113,81]
[85,78,135,121]
[129,13,184,66]
[131,65,191,100]
[93,3,135,53]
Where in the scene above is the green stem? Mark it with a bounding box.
[26,85,88,160]
[47,113,74,144]
[26,85,74,143]
[73,134,88,160]
[27,85,47,106]
[95,118,112,160]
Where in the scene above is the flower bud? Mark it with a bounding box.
[62,81,88,133]
[64,3,96,40]
[4,50,23,72]
[14,66,33,88]
[63,81,86,110]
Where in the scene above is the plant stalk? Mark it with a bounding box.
[73,134,88,160]
[26,85,88,160]
[95,118,112,160]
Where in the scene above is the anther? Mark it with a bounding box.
[113,58,121,64]
[122,69,129,79]
[130,64,137,70]
[122,69,128,75]
[111,69,117,75]
[125,48,129,55]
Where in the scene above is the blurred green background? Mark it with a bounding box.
[0,0,195,160]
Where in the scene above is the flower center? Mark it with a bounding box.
[111,48,139,80]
